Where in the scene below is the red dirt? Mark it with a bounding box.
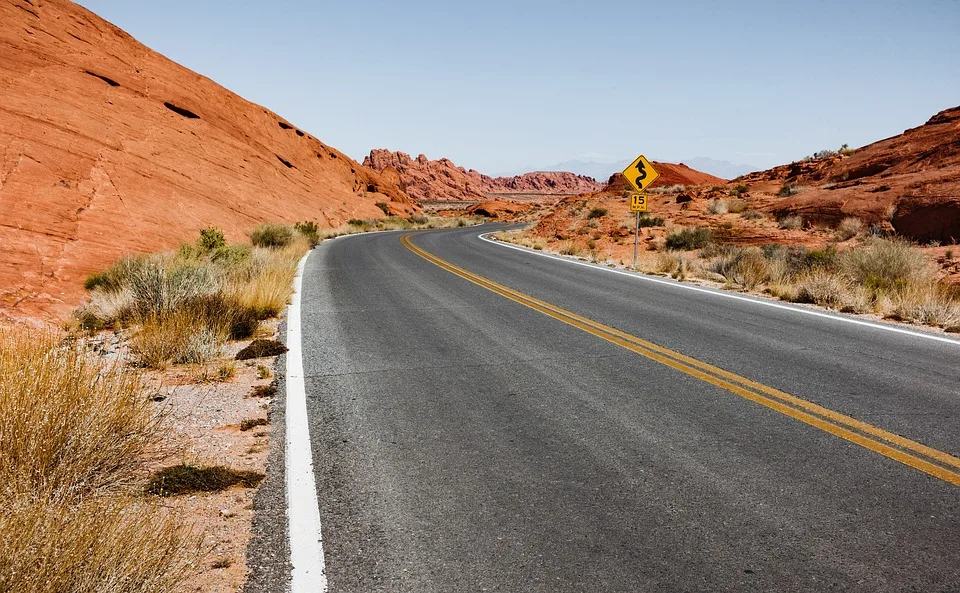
[0,0,412,324]
[363,149,603,201]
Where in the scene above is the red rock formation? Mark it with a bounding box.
[0,0,412,323]
[744,106,960,242]
[604,162,726,192]
[363,149,603,201]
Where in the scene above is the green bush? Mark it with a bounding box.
[250,224,294,248]
[374,202,390,215]
[197,227,226,252]
[638,215,665,228]
[586,207,608,219]
[294,221,320,246]
[665,227,712,251]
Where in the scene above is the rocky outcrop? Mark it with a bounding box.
[0,0,411,323]
[363,149,603,201]
[747,105,960,242]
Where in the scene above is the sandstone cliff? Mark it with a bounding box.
[0,0,411,322]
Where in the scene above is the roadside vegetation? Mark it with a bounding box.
[2,213,480,591]
[494,224,960,332]
[0,330,200,592]
[74,215,480,369]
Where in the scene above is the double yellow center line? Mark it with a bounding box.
[401,232,960,487]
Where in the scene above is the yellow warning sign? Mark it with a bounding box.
[622,154,660,193]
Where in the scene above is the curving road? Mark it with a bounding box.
[284,224,959,592]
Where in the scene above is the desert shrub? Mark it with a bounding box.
[665,227,712,251]
[131,310,227,368]
[794,270,867,311]
[294,221,321,246]
[834,217,864,241]
[638,214,665,227]
[727,199,748,214]
[729,184,749,196]
[741,210,765,220]
[812,149,839,160]
[706,199,729,215]
[586,207,608,219]
[346,218,369,227]
[0,332,160,497]
[409,214,429,224]
[804,246,839,271]
[889,284,960,327]
[145,464,264,496]
[123,259,219,321]
[256,365,272,379]
[82,255,151,293]
[0,496,199,593]
[197,227,226,252]
[374,202,390,215]
[250,223,294,248]
[777,183,801,197]
[839,238,933,292]
[706,246,769,289]
[558,242,584,257]
[209,244,251,267]
[778,215,804,230]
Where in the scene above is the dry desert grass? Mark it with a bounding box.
[0,331,200,593]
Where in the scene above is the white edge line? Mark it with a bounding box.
[286,249,328,593]
[478,232,960,347]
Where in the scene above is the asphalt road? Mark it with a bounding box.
[294,224,960,592]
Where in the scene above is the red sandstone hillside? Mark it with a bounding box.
[0,0,412,324]
[604,161,727,191]
[363,149,603,201]
[742,105,960,241]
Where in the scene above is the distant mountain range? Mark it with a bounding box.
[502,157,759,182]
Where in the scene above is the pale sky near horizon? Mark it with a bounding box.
[76,0,960,174]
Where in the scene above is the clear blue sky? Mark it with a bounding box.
[77,0,960,174]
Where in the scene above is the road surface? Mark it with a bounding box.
[283,225,959,592]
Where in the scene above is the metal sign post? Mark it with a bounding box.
[634,210,640,269]
[629,193,647,269]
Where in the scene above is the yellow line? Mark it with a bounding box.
[401,233,960,487]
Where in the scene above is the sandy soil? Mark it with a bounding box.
[80,320,284,592]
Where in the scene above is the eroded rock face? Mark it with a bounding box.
[363,149,603,201]
[0,0,410,323]
[745,105,960,242]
